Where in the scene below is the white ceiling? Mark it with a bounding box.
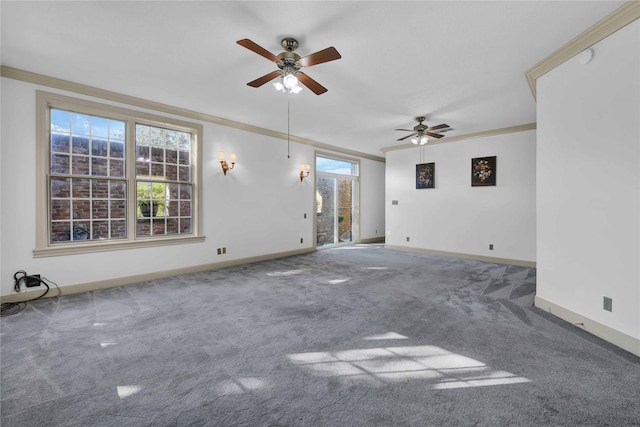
[0,1,626,158]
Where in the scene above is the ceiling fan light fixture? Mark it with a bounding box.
[283,73,299,90]
[419,136,429,145]
[290,85,302,94]
[273,81,285,91]
[411,137,419,145]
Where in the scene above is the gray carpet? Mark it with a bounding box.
[1,244,639,426]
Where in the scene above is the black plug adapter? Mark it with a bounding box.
[26,274,41,287]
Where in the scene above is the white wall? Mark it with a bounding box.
[360,158,386,241]
[536,20,639,345]
[0,78,385,296]
[385,130,536,263]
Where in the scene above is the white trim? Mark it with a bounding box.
[1,66,385,163]
[535,296,640,358]
[525,1,640,99]
[2,247,315,303]
[384,244,536,268]
[381,123,536,153]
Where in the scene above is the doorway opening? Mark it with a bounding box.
[315,155,359,248]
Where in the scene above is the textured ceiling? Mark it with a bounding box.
[0,1,626,158]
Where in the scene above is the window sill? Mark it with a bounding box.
[32,235,206,258]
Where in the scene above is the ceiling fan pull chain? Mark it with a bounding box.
[287,92,291,158]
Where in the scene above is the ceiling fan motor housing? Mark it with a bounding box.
[281,37,299,52]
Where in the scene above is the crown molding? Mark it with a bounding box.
[525,1,640,100]
[0,65,385,163]
[380,123,536,153]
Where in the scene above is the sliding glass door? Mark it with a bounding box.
[315,155,359,248]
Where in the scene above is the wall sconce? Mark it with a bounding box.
[219,151,236,175]
[300,163,311,181]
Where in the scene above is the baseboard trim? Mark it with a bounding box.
[0,248,314,303]
[535,296,640,358]
[359,237,385,244]
[384,245,536,267]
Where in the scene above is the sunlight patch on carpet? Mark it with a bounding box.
[117,385,141,399]
[328,278,350,284]
[288,344,530,389]
[266,270,305,276]
[215,377,267,396]
[100,341,117,348]
[363,332,408,340]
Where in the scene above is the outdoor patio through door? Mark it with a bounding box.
[315,155,359,248]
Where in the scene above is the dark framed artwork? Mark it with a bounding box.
[471,156,497,186]
[416,162,435,189]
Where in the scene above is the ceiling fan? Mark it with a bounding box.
[396,116,450,145]
[237,37,341,95]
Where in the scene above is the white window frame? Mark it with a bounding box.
[34,91,204,257]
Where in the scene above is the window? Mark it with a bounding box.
[35,91,203,257]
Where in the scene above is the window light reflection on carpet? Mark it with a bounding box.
[288,343,530,389]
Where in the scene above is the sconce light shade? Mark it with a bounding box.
[219,151,236,175]
[300,163,311,181]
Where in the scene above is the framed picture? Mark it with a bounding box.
[471,156,496,186]
[416,162,435,189]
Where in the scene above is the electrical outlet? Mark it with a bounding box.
[304,213,307,219]
[217,248,221,255]
[222,247,227,254]
[489,244,494,250]
[406,237,410,242]
[603,297,612,312]
[392,200,398,205]
[300,238,303,244]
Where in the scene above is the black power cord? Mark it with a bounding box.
[1,272,61,317]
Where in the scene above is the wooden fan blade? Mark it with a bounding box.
[298,73,328,95]
[427,123,450,131]
[426,132,445,139]
[397,133,417,141]
[395,129,414,132]
[237,39,282,64]
[247,70,281,88]
[299,47,342,67]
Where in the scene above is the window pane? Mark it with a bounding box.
[110,140,124,159]
[110,119,125,140]
[72,136,90,155]
[91,116,109,137]
[92,137,108,156]
[51,154,70,174]
[316,156,358,176]
[72,113,91,135]
[51,109,70,133]
[51,133,70,153]
[135,124,193,237]
[49,107,128,245]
